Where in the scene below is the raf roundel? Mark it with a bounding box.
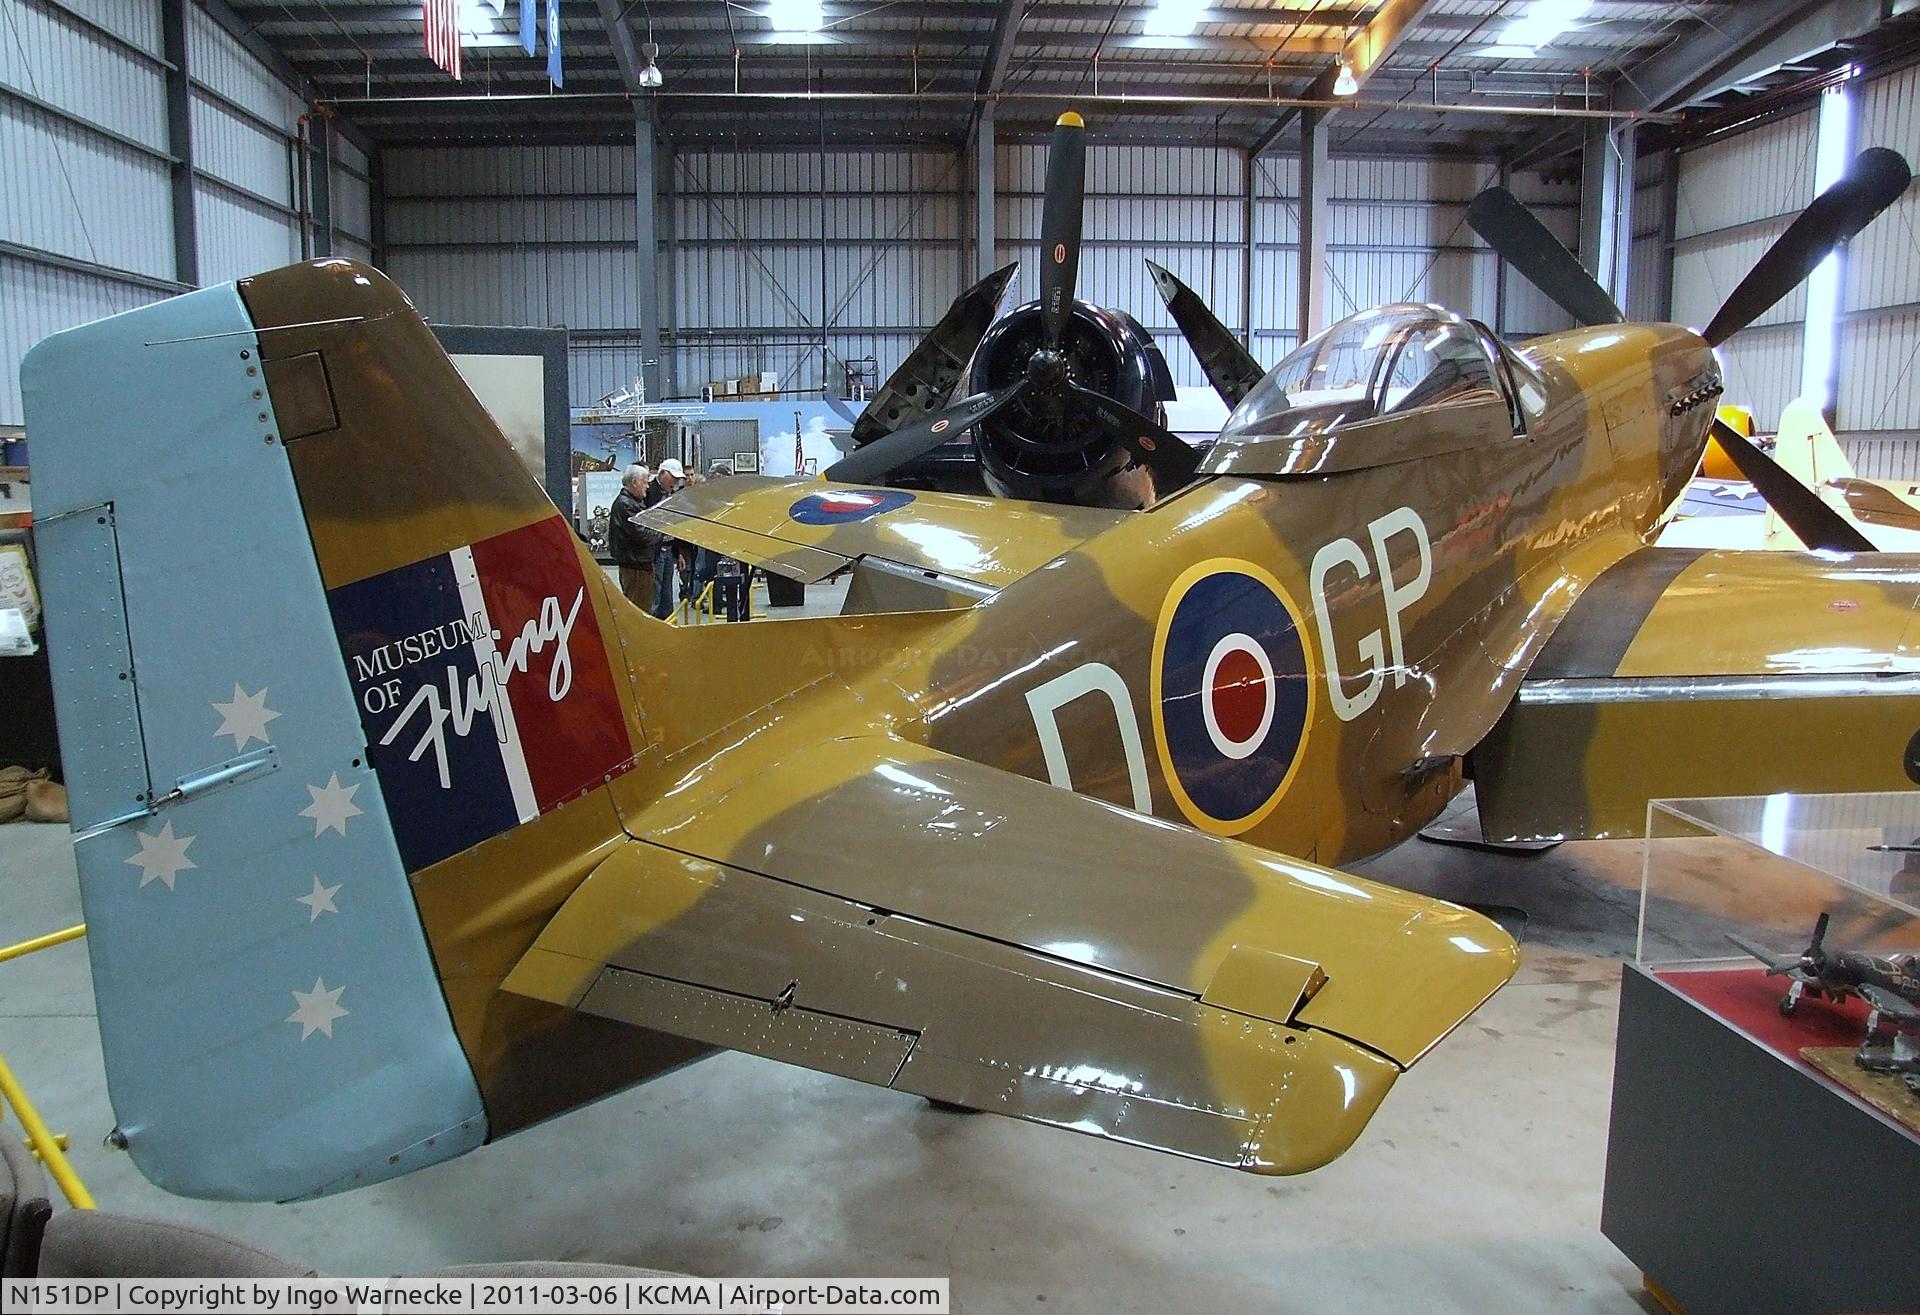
[788,488,917,525]
[1151,560,1314,835]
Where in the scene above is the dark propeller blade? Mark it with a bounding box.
[1709,417,1876,553]
[1703,148,1911,347]
[1145,260,1266,409]
[1064,382,1204,490]
[1039,111,1087,349]
[1808,911,1831,957]
[1466,186,1624,328]
[824,382,1028,484]
[850,262,1018,448]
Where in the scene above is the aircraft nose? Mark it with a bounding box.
[1656,328,1723,510]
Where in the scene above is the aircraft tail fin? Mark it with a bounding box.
[23,261,650,1199]
[1774,395,1857,486]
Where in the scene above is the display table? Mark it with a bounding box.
[1604,792,1920,1315]
[1605,964,1920,1315]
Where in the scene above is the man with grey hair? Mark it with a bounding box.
[607,462,657,609]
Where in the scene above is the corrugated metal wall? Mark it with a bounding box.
[1672,108,1819,433]
[1,0,172,424]
[388,139,1582,407]
[1667,65,1920,477]
[387,145,967,405]
[1626,145,1671,323]
[1,0,371,425]
[1842,62,1920,477]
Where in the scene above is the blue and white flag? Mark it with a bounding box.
[520,0,535,55]
[545,0,563,85]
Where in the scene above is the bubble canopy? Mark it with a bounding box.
[1222,304,1508,443]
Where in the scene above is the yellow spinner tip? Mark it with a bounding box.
[1057,111,1084,128]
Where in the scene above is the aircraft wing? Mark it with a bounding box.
[1859,984,1920,1021]
[1725,933,1800,975]
[504,735,1517,1176]
[635,476,1128,595]
[1472,547,1920,843]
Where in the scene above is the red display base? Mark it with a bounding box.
[1654,965,1870,1055]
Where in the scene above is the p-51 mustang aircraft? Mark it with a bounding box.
[22,113,1917,1204]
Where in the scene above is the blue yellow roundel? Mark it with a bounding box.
[1151,559,1314,835]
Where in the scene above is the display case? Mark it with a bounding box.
[1604,792,1920,1315]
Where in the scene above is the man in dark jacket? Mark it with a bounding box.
[645,458,685,619]
[606,464,657,610]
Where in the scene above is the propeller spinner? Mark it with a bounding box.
[828,112,1203,503]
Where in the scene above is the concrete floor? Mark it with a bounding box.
[1,800,1663,1312]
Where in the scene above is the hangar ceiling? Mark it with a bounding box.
[219,0,1920,156]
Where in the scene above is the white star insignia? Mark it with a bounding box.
[300,773,363,837]
[295,876,341,921]
[211,683,280,751]
[124,821,196,890]
[286,978,349,1040]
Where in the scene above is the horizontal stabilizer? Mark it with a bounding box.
[506,736,1516,1175]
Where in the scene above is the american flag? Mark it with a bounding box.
[424,0,462,80]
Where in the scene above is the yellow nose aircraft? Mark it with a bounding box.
[19,114,1915,1204]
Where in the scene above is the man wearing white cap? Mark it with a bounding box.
[644,458,686,618]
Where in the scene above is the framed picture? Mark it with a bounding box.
[733,450,760,473]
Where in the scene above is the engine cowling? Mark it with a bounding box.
[966,299,1177,508]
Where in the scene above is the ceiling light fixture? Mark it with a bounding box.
[1141,0,1205,39]
[1332,61,1359,96]
[638,40,664,87]
[455,0,499,38]
[764,0,824,34]
[1474,0,1593,59]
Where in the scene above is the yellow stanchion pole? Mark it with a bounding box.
[0,1052,95,1208]
[0,922,85,965]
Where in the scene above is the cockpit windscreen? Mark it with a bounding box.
[1223,304,1502,442]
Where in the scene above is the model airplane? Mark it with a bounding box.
[21,117,1918,1204]
[1728,913,1920,1028]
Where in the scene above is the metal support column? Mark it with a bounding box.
[661,134,678,399]
[1579,122,1634,309]
[1493,157,1510,337]
[370,149,387,271]
[1241,148,1256,349]
[1658,147,1678,322]
[635,106,664,403]
[975,113,996,280]
[1297,109,1329,340]
[159,0,197,285]
[309,114,333,259]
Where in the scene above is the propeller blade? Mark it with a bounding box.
[1809,910,1831,955]
[1063,381,1204,490]
[1466,186,1624,328]
[1703,148,1911,347]
[1039,111,1087,349]
[1146,260,1266,409]
[850,263,1019,448]
[1710,418,1877,553]
[823,393,861,426]
[823,382,1027,485]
